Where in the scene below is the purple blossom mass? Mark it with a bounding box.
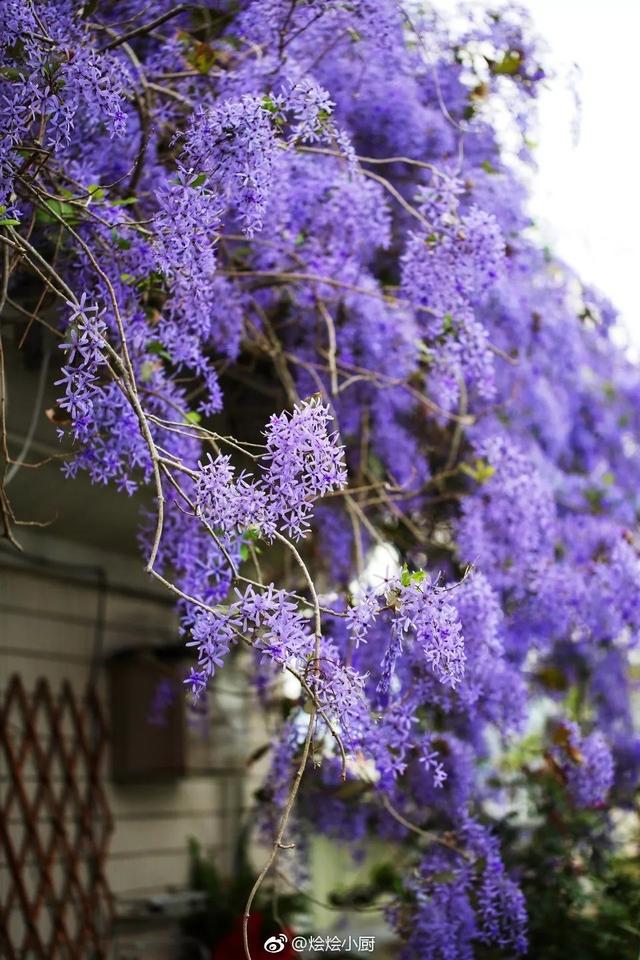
[3,0,640,956]
[551,722,614,809]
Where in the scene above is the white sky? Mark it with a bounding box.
[518,0,640,347]
[429,0,640,345]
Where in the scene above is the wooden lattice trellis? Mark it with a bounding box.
[0,675,113,959]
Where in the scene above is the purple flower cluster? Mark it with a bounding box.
[0,2,127,205]
[260,401,348,538]
[345,591,378,648]
[6,0,640,954]
[466,820,528,954]
[349,573,465,696]
[398,849,477,960]
[392,577,466,688]
[400,174,505,405]
[552,722,614,808]
[194,454,264,536]
[56,296,107,442]
[183,582,371,749]
[182,95,278,236]
[279,76,335,144]
[154,172,221,307]
[457,435,557,595]
[194,400,347,541]
[402,179,505,320]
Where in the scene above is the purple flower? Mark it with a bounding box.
[194,454,266,534]
[260,400,348,540]
[552,722,614,808]
[182,95,278,236]
[391,577,466,688]
[345,591,378,647]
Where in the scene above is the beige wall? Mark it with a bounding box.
[0,532,263,910]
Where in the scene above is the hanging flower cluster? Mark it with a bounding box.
[3,1,640,956]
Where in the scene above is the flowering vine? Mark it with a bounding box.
[2,2,640,958]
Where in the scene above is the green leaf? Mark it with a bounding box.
[490,50,523,76]
[146,340,172,361]
[111,229,131,251]
[565,684,585,722]
[367,452,385,479]
[500,732,542,772]
[430,870,458,885]
[475,460,496,483]
[400,565,426,588]
[481,159,498,174]
[261,94,279,114]
[184,411,202,426]
[536,666,568,692]
[0,66,24,82]
[461,458,496,484]
[36,198,79,225]
[0,218,20,226]
[585,487,604,512]
[189,173,207,188]
[186,40,218,75]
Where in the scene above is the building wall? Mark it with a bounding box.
[0,532,260,910]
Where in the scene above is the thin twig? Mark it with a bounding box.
[243,712,315,960]
[100,4,192,51]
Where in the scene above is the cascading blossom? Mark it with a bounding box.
[551,722,614,809]
[4,0,640,955]
[193,401,347,541]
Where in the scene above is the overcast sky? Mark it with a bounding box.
[517,0,640,348]
[430,1,640,346]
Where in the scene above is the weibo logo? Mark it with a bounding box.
[263,933,288,953]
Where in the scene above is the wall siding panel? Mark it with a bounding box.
[0,542,253,926]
